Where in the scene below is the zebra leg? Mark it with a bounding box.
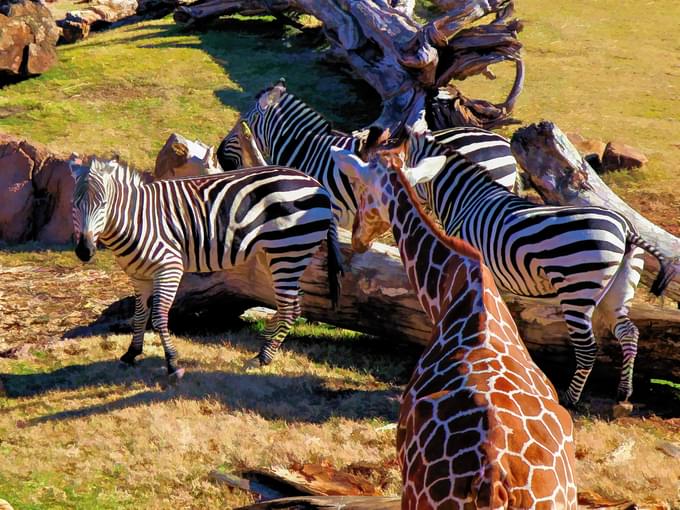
[247,289,301,368]
[151,269,185,382]
[245,251,316,368]
[120,279,153,366]
[598,247,644,402]
[560,303,598,407]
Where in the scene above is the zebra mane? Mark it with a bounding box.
[74,158,148,200]
[266,89,335,136]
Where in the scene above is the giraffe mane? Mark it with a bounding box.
[391,159,484,264]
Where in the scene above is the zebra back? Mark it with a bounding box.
[75,162,335,277]
[218,83,519,230]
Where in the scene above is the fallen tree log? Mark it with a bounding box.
[58,0,180,43]
[173,0,524,132]
[174,229,680,382]
[511,121,680,302]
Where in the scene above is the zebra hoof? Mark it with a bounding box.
[243,356,265,370]
[119,356,137,367]
[168,368,185,385]
[558,392,584,413]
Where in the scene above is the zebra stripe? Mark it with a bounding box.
[217,82,518,231]
[71,159,341,377]
[404,132,672,405]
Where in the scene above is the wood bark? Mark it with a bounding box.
[175,229,680,382]
[173,0,524,132]
[153,132,222,180]
[511,121,680,302]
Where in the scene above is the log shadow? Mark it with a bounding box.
[119,16,381,131]
[0,358,400,425]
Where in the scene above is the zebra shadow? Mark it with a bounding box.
[62,292,424,386]
[0,357,401,425]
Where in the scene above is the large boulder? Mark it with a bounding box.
[57,0,179,43]
[0,137,35,242]
[0,134,79,244]
[0,0,60,81]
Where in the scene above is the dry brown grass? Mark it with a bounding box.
[0,254,678,508]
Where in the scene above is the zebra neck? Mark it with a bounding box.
[99,181,144,247]
[427,158,502,231]
[387,172,483,324]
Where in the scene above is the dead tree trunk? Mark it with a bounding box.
[175,229,680,382]
[173,0,524,132]
[511,121,680,302]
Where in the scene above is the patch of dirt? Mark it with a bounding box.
[0,263,131,351]
[0,105,28,119]
[623,190,680,237]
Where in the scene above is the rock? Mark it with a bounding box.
[655,440,680,459]
[57,0,179,43]
[0,140,35,242]
[0,0,60,81]
[601,141,648,171]
[566,132,607,160]
[33,158,76,243]
[154,133,221,180]
[0,134,82,244]
[612,401,634,418]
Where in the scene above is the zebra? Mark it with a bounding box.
[216,79,519,231]
[71,158,342,380]
[343,131,674,407]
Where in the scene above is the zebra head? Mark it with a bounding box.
[71,158,116,262]
[331,145,447,253]
[217,79,288,171]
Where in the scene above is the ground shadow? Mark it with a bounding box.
[104,16,382,131]
[0,358,400,425]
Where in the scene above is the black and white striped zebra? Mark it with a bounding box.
[348,131,674,406]
[71,158,342,380]
[216,80,519,231]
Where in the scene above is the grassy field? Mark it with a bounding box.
[1,251,679,509]
[1,0,680,508]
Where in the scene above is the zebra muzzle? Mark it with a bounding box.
[75,235,96,262]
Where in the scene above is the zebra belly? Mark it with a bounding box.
[458,212,628,302]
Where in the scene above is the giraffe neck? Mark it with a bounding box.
[385,170,485,325]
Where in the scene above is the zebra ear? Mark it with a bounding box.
[68,155,88,180]
[258,80,286,110]
[330,147,371,184]
[404,155,447,186]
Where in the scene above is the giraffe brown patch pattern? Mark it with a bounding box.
[345,153,578,509]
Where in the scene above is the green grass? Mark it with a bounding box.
[0,15,377,169]
[1,2,680,508]
[0,242,118,272]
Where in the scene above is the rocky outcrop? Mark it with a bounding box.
[0,0,60,81]
[0,131,216,245]
[0,134,77,244]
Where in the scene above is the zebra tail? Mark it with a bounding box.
[627,231,675,296]
[326,220,344,310]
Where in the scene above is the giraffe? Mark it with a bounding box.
[330,147,578,509]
